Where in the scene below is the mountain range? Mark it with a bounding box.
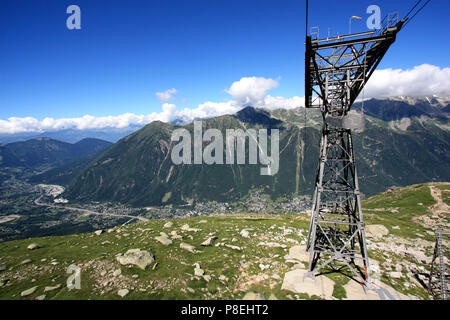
[43,96,450,206]
[0,127,139,145]
[0,138,112,171]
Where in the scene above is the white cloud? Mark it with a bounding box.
[263,95,305,110]
[156,88,178,102]
[1,65,448,135]
[226,76,279,106]
[364,64,450,98]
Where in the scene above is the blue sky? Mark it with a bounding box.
[0,0,449,124]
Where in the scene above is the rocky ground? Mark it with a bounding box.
[0,182,448,300]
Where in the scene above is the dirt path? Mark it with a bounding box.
[429,184,450,217]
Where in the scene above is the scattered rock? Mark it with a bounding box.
[201,236,218,246]
[118,289,129,297]
[389,271,402,279]
[365,225,389,240]
[258,242,286,248]
[259,263,269,271]
[20,259,32,265]
[44,284,61,292]
[152,262,158,270]
[35,295,46,300]
[271,274,281,280]
[155,233,172,246]
[194,266,205,277]
[219,275,228,282]
[0,264,6,271]
[163,221,173,228]
[203,275,211,282]
[187,287,195,294]
[27,243,42,250]
[226,244,241,251]
[170,231,182,240]
[215,243,241,251]
[180,242,197,253]
[242,291,265,300]
[21,286,38,297]
[181,224,201,232]
[94,230,103,236]
[113,269,122,277]
[116,249,155,270]
[240,229,249,238]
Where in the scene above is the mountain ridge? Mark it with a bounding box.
[0,137,113,170]
[60,97,450,206]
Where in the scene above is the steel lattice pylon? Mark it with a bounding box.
[305,15,405,286]
[428,229,449,300]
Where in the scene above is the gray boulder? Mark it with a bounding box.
[155,233,172,246]
[365,225,389,239]
[27,243,42,250]
[116,249,155,270]
[21,286,38,297]
[118,289,129,297]
[180,242,196,253]
[201,236,218,246]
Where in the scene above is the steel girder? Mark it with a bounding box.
[305,19,405,285]
[306,126,370,284]
[428,229,449,300]
[305,21,404,116]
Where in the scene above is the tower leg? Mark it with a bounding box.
[306,125,370,285]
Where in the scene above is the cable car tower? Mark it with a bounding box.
[428,229,449,300]
[305,14,405,286]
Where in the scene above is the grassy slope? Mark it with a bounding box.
[0,183,448,300]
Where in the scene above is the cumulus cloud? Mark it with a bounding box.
[1,64,448,135]
[263,95,305,110]
[364,64,450,98]
[156,88,178,102]
[226,76,279,106]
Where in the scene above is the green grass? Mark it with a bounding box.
[1,182,448,300]
[362,183,439,240]
[0,214,311,300]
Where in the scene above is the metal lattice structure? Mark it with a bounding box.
[305,16,405,286]
[428,229,449,300]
